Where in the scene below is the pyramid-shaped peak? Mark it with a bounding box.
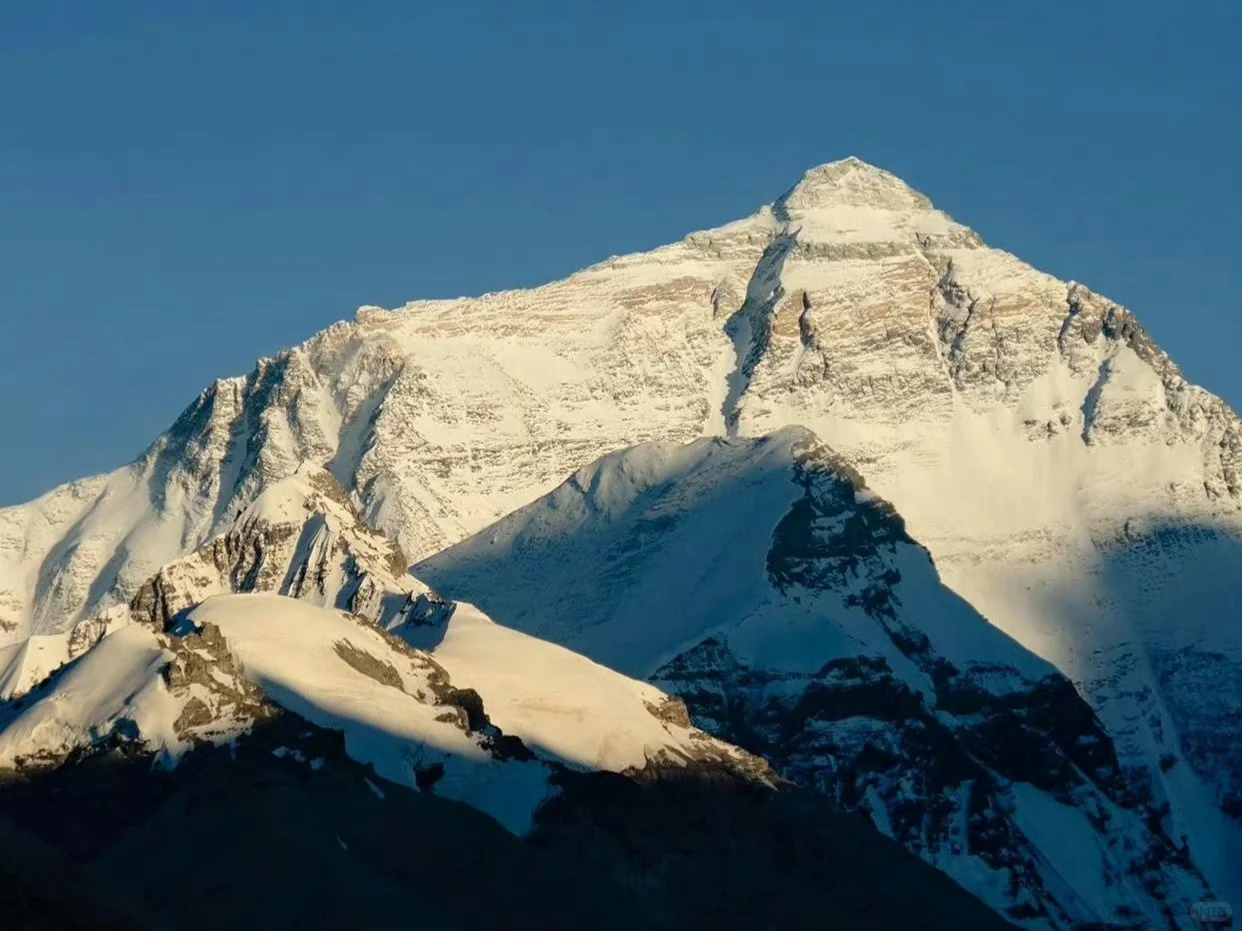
[780,156,934,213]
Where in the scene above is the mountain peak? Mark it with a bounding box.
[780,156,934,213]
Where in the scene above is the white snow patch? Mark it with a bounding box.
[0,625,177,766]
[431,603,713,772]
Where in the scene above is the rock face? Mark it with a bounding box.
[122,465,431,636]
[0,156,1238,925]
[417,428,1216,929]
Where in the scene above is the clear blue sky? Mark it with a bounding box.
[1,0,1239,505]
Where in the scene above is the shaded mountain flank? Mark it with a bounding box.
[416,428,1219,929]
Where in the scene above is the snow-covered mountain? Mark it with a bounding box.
[0,156,1237,927]
[416,427,1216,928]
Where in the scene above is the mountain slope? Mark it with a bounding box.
[417,428,1217,929]
[1,465,771,811]
[724,162,1242,907]
[0,589,778,834]
[0,533,1013,930]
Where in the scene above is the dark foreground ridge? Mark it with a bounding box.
[0,712,1016,931]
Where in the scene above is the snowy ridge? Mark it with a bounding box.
[412,601,771,778]
[0,591,772,835]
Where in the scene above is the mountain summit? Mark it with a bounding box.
[1,160,1239,929]
[781,156,937,212]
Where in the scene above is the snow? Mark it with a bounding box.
[884,544,1057,683]
[154,593,753,833]
[415,428,1220,927]
[1005,782,1200,929]
[192,595,476,757]
[430,602,714,772]
[0,625,177,766]
[0,633,72,701]
[418,432,813,680]
[1159,743,1242,912]
[416,428,1055,696]
[865,785,894,838]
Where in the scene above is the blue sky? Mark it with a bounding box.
[1,0,1239,505]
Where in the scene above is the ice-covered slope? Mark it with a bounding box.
[723,163,1242,907]
[417,429,1217,929]
[123,463,431,632]
[0,218,775,641]
[0,462,773,833]
[0,594,534,831]
[0,464,776,859]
